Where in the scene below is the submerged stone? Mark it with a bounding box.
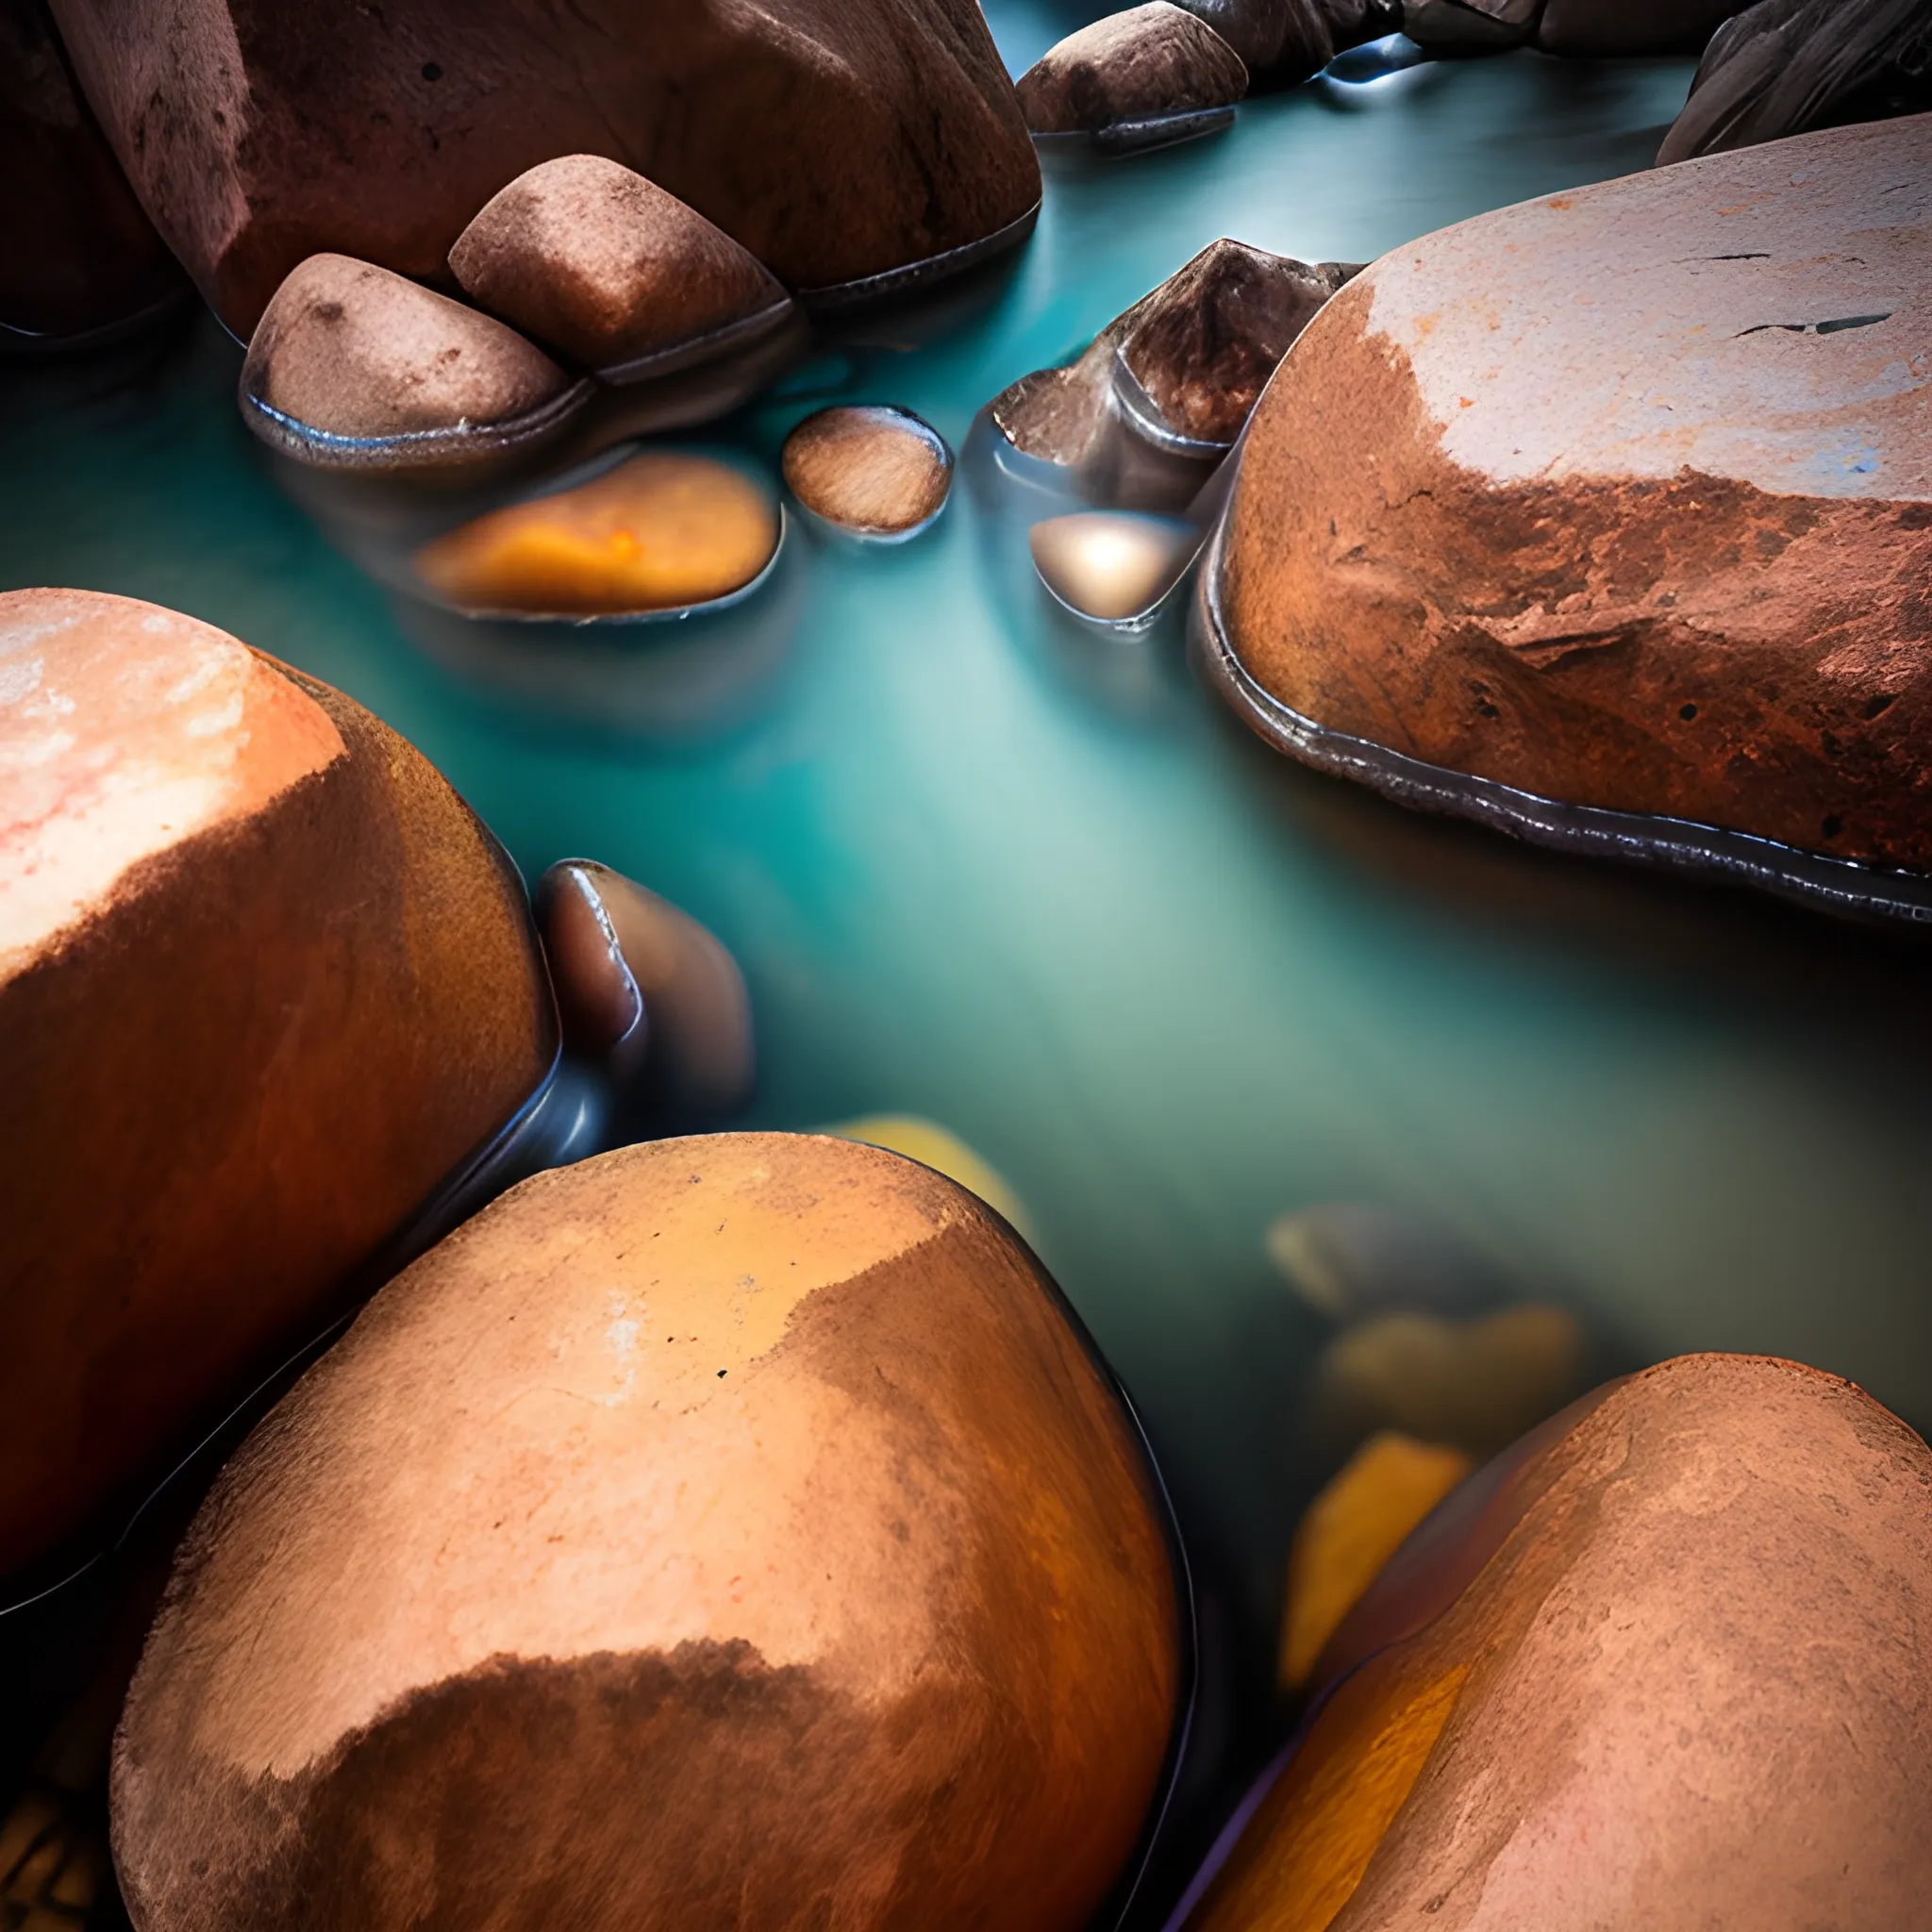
[111,1135,1184,1932]
[1204,115,1932,908]
[1657,0,1932,164]
[413,452,781,618]
[1030,510,1200,624]
[241,254,582,468]
[1017,3,1248,134]
[448,155,792,382]
[780,406,953,537]
[1265,1203,1507,1321]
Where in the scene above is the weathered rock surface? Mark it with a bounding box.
[1184,1356,1932,1930]
[781,405,953,535]
[242,254,581,467]
[0,0,183,341]
[1211,116,1932,873]
[1174,0,1400,80]
[111,1134,1182,1932]
[1017,3,1248,133]
[46,0,1041,338]
[448,155,791,381]
[1536,0,1746,57]
[1658,0,1932,165]
[0,590,552,1585]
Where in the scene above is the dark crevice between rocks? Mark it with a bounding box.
[1734,310,1893,336]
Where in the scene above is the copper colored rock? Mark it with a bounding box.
[1016,3,1249,133]
[45,0,1040,339]
[0,590,553,1585]
[1208,116,1932,876]
[448,155,791,382]
[1536,0,1746,57]
[110,1134,1183,1932]
[781,405,954,535]
[1183,1356,1932,1929]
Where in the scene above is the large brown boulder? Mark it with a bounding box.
[45,0,1041,339]
[1016,3,1248,134]
[1203,115,1932,899]
[1182,1356,1932,1929]
[0,589,553,1586]
[110,1134,1183,1932]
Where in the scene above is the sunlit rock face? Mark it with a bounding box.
[111,1134,1183,1932]
[449,156,792,383]
[1181,1356,1932,1931]
[45,0,1041,337]
[0,589,552,1585]
[1210,115,1932,876]
[1016,3,1249,133]
[415,452,782,617]
[781,405,953,537]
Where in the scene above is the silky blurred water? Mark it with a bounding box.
[6,42,1931,1707]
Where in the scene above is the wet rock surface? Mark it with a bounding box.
[1657,0,1932,164]
[1017,2,1249,133]
[781,405,953,536]
[46,0,1041,336]
[1211,114,1932,880]
[448,155,791,382]
[242,254,579,464]
[1174,0,1402,81]
[414,451,781,617]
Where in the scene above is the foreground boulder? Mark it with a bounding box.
[1017,3,1248,135]
[46,0,1041,336]
[111,1134,1183,1932]
[1204,115,1932,908]
[1181,1356,1932,1928]
[0,589,553,1585]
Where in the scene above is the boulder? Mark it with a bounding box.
[1657,0,1932,165]
[1173,0,1401,82]
[780,404,954,537]
[1203,116,1932,900]
[0,589,553,1586]
[1535,0,1746,57]
[1402,0,1537,52]
[110,1134,1183,1932]
[45,0,1041,338]
[448,155,792,383]
[1016,3,1248,134]
[1180,1356,1932,1929]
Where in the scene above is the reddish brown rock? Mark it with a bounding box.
[1402,0,1537,51]
[1173,0,1400,81]
[1536,0,1745,57]
[45,0,1040,339]
[0,590,553,1586]
[110,1134,1182,1932]
[0,0,182,341]
[1182,1356,1932,1929]
[448,155,791,382]
[781,405,954,536]
[1208,115,1932,879]
[1017,3,1249,133]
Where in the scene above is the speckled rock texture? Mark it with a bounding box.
[1017,3,1248,132]
[45,0,1041,337]
[1182,1355,1932,1930]
[0,590,552,1586]
[1215,115,1932,868]
[110,1134,1182,1932]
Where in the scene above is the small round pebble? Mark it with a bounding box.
[1028,510,1199,624]
[414,452,780,617]
[780,406,953,537]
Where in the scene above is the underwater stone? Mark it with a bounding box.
[1016,3,1249,134]
[1279,1431,1472,1690]
[1183,1355,1932,1930]
[1535,0,1746,56]
[1030,511,1200,624]
[414,452,781,618]
[1657,0,1932,165]
[242,254,580,464]
[781,406,953,537]
[1206,115,1932,881]
[46,0,1041,337]
[448,155,792,382]
[0,589,552,1584]
[110,1134,1183,1932]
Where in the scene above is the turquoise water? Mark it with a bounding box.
[6,43,1931,1702]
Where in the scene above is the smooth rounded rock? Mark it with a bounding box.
[448,155,791,382]
[1173,0,1401,81]
[414,452,781,618]
[242,254,581,468]
[1536,0,1746,56]
[1017,3,1248,134]
[820,1114,1031,1235]
[1401,0,1535,49]
[1031,510,1201,625]
[0,590,553,1585]
[1183,1356,1932,1930]
[110,1133,1183,1932]
[781,405,953,537]
[1207,115,1932,891]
